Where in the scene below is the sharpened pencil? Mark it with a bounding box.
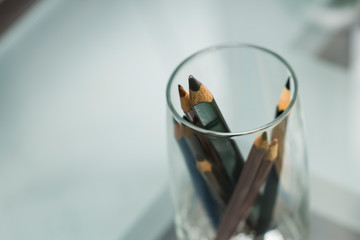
[273,77,290,174]
[178,85,197,123]
[188,75,244,184]
[178,84,233,188]
[256,77,291,235]
[276,78,291,117]
[178,86,233,226]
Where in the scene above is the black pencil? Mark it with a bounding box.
[256,78,291,235]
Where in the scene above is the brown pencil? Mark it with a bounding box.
[215,132,268,239]
[236,139,279,232]
[178,84,197,123]
[216,139,279,240]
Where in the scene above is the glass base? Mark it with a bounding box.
[232,229,284,240]
[175,210,308,240]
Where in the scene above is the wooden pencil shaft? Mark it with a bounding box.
[272,120,287,175]
[233,146,266,204]
[216,139,278,240]
[215,149,266,239]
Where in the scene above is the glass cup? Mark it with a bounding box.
[166,43,309,240]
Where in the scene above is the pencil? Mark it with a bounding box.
[196,157,231,208]
[178,84,233,186]
[178,86,233,225]
[256,78,291,235]
[178,85,197,123]
[215,139,279,240]
[188,75,244,183]
[215,132,268,239]
[273,77,291,174]
[174,122,223,227]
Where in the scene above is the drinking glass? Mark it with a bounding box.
[166,43,309,240]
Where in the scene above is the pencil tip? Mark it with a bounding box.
[189,75,202,91]
[266,138,279,161]
[286,77,290,90]
[271,138,279,145]
[178,84,186,97]
[261,131,268,140]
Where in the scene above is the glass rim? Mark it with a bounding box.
[166,42,298,137]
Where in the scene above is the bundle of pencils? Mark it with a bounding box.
[174,75,291,239]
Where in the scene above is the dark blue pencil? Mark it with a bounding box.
[174,121,222,228]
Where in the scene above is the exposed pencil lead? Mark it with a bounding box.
[178,84,187,97]
[189,75,202,91]
[254,131,268,149]
[189,76,213,105]
[262,131,268,141]
[286,77,290,90]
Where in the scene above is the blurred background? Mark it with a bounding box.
[0,0,360,239]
